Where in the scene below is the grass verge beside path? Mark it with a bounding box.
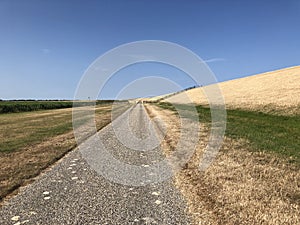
[149,103,300,224]
[0,103,131,202]
[155,102,300,166]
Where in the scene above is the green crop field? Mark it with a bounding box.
[0,100,73,113]
[0,100,123,114]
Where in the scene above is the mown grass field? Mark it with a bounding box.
[155,102,300,165]
[0,101,131,201]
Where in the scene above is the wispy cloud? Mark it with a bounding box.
[204,58,225,63]
[41,48,51,54]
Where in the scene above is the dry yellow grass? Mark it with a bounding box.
[146,104,300,225]
[161,65,300,114]
[0,104,117,202]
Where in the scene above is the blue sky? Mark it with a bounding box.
[0,0,299,99]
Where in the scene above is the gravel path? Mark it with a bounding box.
[0,104,191,224]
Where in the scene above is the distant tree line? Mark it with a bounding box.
[0,101,73,113]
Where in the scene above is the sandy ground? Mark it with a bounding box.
[159,65,300,115]
[146,104,300,225]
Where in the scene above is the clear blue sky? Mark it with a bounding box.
[0,0,299,99]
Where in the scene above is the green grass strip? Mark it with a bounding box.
[155,102,300,165]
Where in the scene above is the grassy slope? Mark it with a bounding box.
[161,65,300,115]
[155,102,300,165]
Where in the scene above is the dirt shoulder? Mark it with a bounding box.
[146,104,300,225]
